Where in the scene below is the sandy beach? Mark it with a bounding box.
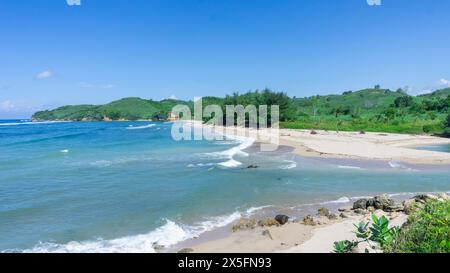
[174,201,410,254]
[174,192,448,253]
[169,122,450,253]
[197,122,450,165]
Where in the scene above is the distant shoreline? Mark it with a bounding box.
[192,122,450,165]
[26,119,450,164]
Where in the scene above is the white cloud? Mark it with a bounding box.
[66,0,81,6]
[79,82,115,89]
[168,95,177,100]
[367,0,381,6]
[0,100,15,112]
[439,78,450,87]
[35,70,53,80]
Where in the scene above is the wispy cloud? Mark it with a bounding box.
[367,0,381,6]
[35,70,53,80]
[0,99,48,117]
[66,0,81,6]
[79,82,115,89]
[439,78,450,87]
[0,100,15,112]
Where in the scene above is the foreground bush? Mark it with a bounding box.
[386,200,450,253]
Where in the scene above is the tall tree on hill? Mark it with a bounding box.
[445,113,450,130]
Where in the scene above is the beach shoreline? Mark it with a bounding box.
[162,122,450,253]
[168,192,445,253]
[192,121,450,165]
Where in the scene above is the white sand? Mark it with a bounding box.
[186,211,408,253]
[280,212,408,253]
[177,122,444,253]
[195,122,450,164]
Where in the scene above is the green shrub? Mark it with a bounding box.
[385,200,450,253]
[422,123,443,134]
[333,214,399,253]
[333,240,358,253]
[445,114,450,129]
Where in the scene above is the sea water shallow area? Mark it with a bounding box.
[0,120,449,252]
[415,143,450,153]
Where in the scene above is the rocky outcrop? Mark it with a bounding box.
[353,198,369,210]
[178,248,194,253]
[317,207,330,217]
[258,218,281,227]
[303,215,317,226]
[232,218,257,232]
[232,216,288,231]
[351,193,449,215]
[274,215,290,225]
[353,194,403,213]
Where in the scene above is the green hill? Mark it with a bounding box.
[33,97,187,121]
[32,87,450,135]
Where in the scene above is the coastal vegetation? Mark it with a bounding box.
[334,195,450,253]
[386,200,450,253]
[32,87,450,135]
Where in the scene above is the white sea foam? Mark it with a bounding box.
[21,207,269,253]
[244,205,273,216]
[126,124,156,130]
[218,159,243,168]
[337,165,362,170]
[0,121,68,126]
[388,161,415,171]
[323,197,351,204]
[214,136,255,168]
[187,163,216,168]
[279,160,297,170]
[89,157,141,167]
[24,220,188,253]
[60,149,70,153]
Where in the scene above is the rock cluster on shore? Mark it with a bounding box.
[177,193,449,253]
[351,193,449,216]
[230,193,449,233]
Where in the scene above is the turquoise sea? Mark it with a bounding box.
[0,120,449,252]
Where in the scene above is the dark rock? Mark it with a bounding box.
[384,203,404,212]
[366,199,376,207]
[327,213,338,220]
[353,198,368,210]
[372,194,395,210]
[413,194,439,204]
[246,165,259,169]
[338,206,351,212]
[310,130,318,135]
[339,213,348,218]
[317,207,330,217]
[178,248,194,253]
[275,215,290,225]
[303,215,316,226]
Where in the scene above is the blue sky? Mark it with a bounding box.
[1,0,450,118]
